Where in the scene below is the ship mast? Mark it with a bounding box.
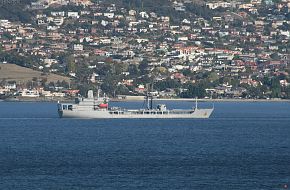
[150,83,153,110]
[146,90,150,110]
[145,83,154,110]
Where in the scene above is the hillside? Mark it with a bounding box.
[0,64,71,83]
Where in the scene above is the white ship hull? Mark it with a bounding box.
[58,108,214,119]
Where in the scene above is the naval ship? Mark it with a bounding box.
[57,90,214,119]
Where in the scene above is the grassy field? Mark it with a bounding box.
[0,64,71,83]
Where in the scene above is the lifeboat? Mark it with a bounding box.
[98,103,108,108]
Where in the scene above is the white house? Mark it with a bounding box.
[73,44,83,51]
[104,13,114,19]
[67,12,79,19]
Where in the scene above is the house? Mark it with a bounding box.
[67,12,79,19]
[4,83,17,90]
[51,11,65,17]
[0,20,11,28]
[139,12,149,18]
[70,0,92,6]
[47,25,59,31]
[104,13,114,19]
[135,84,146,93]
[128,10,137,16]
[280,80,289,87]
[37,19,47,25]
[31,2,48,10]
[95,49,107,56]
[52,17,64,26]
[101,20,109,26]
[3,44,17,51]
[50,43,68,50]
[178,36,188,41]
[19,89,40,97]
[99,38,111,44]
[206,2,232,9]
[122,79,133,86]
[73,44,83,51]
[238,3,253,9]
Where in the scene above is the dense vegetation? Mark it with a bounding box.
[0,0,34,22]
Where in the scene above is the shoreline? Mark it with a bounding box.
[0,97,74,103]
[111,98,290,102]
[1,97,290,103]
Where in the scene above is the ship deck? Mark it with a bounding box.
[108,109,194,115]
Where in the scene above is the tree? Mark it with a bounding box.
[101,75,119,96]
[278,22,290,31]
[232,19,243,28]
[270,77,282,98]
[114,63,128,75]
[138,59,149,75]
[97,63,112,76]
[186,3,213,20]
[61,80,70,88]
[76,64,91,83]
[285,86,290,99]
[208,72,219,82]
[155,79,180,91]
[41,78,48,87]
[115,84,130,95]
[1,32,13,40]
[64,55,76,73]
[0,1,33,23]
[77,83,98,96]
[180,83,206,98]
[128,64,139,76]
[248,86,263,98]
[270,52,280,60]
[0,51,36,67]
[246,25,255,33]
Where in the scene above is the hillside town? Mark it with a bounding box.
[0,0,290,100]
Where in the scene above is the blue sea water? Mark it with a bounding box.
[0,101,289,190]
